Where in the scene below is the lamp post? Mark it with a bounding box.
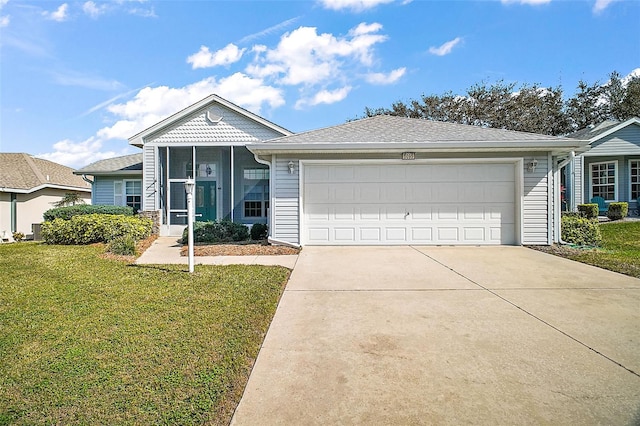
[184,178,195,273]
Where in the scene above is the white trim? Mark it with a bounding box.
[128,94,292,147]
[589,160,619,202]
[0,184,91,194]
[231,145,234,222]
[547,152,553,245]
[629,159,640,202]
[298,158,523,246]
[583,117,640,144]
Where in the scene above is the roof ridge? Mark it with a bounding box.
[22,153,47,184]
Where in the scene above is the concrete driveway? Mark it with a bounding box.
[231,246,640,425]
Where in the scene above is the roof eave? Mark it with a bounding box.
[586,117,640,144]
[248,140,589,156]
[0,183,91,194]
[73,170,142,176]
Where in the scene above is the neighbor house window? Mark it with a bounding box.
[631,160,640,201]
[591,161,616,201]
[114,180,142,212]
[243,168,269,218]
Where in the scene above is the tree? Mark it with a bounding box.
[52,192,85,208]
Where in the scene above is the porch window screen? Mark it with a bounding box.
[243,168,269,218]
[591,162,616,201]
[631,160,639,201]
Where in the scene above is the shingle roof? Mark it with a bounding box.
[265,115,577,144]
[74,153,143,175]
[0,153,91,192]
[565,120,621,140]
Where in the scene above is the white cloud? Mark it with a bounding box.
[98,74,283,140]
[51,69,124,91]
[187,43,246,69]
[319,0,394,12]
[43,3,69,22]
[128,6,156,18]
[82,1,108,18]
[238,16,300,44]
[37,137,132,169]
[593,0,617,13]
[365,67,406,85]
[0,0,8,27]
[296,86,352,109]
[247,23,388,86]
[500,0,551,4]
[428,37,462,56]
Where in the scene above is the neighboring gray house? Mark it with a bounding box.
[564,117,640,214]
[248,116,586,246]
[78,94,588,245]
[74,153,143,211]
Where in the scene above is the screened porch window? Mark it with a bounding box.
[591,161,616,202]
[243,168,269,218]
[631,160,640,201]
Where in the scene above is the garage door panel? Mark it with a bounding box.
[303,163,517,245]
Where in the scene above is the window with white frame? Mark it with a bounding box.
[243,168,269,218]
[590,161,616,201]
[114,180,142,212]
[631,160,640,201]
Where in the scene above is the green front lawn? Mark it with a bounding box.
[0,243,290,425]
[556,221,640,278]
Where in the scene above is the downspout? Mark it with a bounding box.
[253,152,301,248]
[556,151,575,245]
[81,174,94,185]
[230,146,234,222]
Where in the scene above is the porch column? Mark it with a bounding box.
[230,145,234,222]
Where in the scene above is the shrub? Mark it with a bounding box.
[12,232,25,242]
[561,214,602,247]
[577,203,599,219]
[43,205,134,222]
[107,235,137,256]
[42,214,152,245]
[181,220,249,244]
[250,223,268,240]
[606,202,628,221]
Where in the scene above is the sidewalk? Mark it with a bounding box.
[135,237,298,269]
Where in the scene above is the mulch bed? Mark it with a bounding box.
[180,242,300,257]
[527,244,596,257]
[100,234,159,263]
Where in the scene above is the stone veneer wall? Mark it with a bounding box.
[139,210,161,235]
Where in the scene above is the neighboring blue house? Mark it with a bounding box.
[77,94,588,246]
[564,117,640,214]
[74,153,143,212]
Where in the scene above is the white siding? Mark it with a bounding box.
[273,157,299,244]
[572,155,583,207]
[522,155,550,245]
[143,145,156,210]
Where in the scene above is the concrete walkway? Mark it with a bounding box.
[135,237,298,269]
[231,246,640,425]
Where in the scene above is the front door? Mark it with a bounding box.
[196,181,217,221]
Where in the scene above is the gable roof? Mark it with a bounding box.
[0,153,91,193]
[74,153,143,176]
[128,94,293,147]
[566,117,640,143]
[250,115,588,155]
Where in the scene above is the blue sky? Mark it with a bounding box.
[0,0,639,168]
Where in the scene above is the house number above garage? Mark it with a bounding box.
[402,152,416,160]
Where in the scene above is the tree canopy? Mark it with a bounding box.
[361,71,640,136]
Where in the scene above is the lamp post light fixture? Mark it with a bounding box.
[184,178,195,273]
[287,160,295,174]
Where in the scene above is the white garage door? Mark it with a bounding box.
[303,162,517,245]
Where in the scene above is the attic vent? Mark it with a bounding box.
[206,110,223,124]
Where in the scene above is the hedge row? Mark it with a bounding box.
[42,214,152,245]
[181,220,251,244]
[561,214,602,247]
[43,205,134,221]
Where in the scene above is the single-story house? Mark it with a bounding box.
[564,117,640,214]
[94,94,584,246]
[0,153,91,240]
[74,153,143,211]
